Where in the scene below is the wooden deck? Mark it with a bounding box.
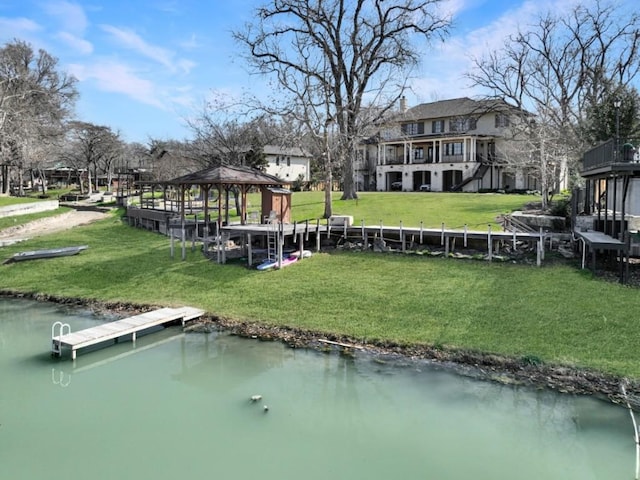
[51,306,205,360]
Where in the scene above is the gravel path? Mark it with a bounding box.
[0,209,108,246]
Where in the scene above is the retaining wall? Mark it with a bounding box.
[0,200,59,218]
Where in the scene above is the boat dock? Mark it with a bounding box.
[51,306,205,360]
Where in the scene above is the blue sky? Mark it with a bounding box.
[0,0,601,144]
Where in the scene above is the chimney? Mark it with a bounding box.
[400,96,407,113]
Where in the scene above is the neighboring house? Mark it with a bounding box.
[579,139,640,232]
[576,139,640,281]
[263,145,312,184]
[362,97,535,192]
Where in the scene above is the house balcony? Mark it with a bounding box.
[582,138,639,177]
[385,157,405,165]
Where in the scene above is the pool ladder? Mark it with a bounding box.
[51,321,71,357]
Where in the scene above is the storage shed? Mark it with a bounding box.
[262,187,292,223]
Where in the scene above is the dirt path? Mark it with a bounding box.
[0,209,108,246]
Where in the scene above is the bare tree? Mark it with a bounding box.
[234,0,451,202]
[62,122,121,194]
[0,39,77,195]
[466,1,640,193]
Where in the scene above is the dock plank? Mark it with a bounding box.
[51,306,205,360]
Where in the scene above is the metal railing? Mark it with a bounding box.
[582,138,638,171]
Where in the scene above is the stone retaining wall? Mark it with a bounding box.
[0,200,59,218]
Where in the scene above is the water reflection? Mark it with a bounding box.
[0,297,635,480]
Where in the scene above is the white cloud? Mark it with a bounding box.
[56,31,93,54]
[409,0,597,102]
[41,0,88,34]
[69,60,166,109]
[0,16,41,36]
[100,25,176,71]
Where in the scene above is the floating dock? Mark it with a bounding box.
[51,306,205,360]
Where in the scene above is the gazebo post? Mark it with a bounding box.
[224,186,230,225]
[217,184,223,230]
[203,184,210,245]
[241,185,249,225]
[181,185,186,261]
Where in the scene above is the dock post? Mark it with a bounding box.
[247,234,253,267]
[488,225,493,262]
[420,221,424,244]
[361,219,365,242]
[379,220,383,240]
[463,225,467,247]
[316,219,321,251]
[400,221,405,253]
[298,232,304,259]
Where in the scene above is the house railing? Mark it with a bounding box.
[582,138,638,171]
[582,139,616,171]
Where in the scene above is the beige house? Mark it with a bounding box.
[361,97,536,192]
[263,145,312,184]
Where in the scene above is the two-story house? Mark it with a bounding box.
[369,97,532,192]
[263,145,312,185]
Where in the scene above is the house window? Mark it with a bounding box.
[495,114,510,128]
[432,120,445,133]
[444,142,463,156]
[275,156,280,166]
[402,122,424,135]
[414,147,424,160]
[450,117,477,132]
[286,157,290,166]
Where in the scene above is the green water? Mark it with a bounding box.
[0,298,634,479]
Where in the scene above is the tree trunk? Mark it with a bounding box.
[341,138,358,200]
[323,167,333,219]
[37,167,47,195]
[540,139,549,211]
[1,165,9,195]
[17,163,24,196]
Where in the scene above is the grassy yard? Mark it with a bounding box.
[1,198,640,379]
[212,190,534,230]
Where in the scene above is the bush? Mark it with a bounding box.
[549,197,571,218]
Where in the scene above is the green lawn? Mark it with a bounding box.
[226,190,533,230]
[1,200,639,379]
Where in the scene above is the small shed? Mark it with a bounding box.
[262,187,292,223]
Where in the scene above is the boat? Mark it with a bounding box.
[256,253,301,271]
[256,258,279,271]
[278,255,298,268]
[289,249,312,259]
[3,245,89,264]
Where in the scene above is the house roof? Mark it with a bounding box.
[262,145,312,158]
[401,97,517,122]
[165,164,288,186]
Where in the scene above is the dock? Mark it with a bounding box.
[51,306,205,360]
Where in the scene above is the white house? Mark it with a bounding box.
[263,145,312,184]
[359,97,537,192]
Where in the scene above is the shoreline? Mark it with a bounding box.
[4,289,639,409]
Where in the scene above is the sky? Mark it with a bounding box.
[0,0,612,144]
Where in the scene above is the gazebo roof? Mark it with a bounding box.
[166,164,288,186]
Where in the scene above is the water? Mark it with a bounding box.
[0,298,634,480]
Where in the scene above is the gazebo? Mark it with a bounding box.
[164,164,290,230]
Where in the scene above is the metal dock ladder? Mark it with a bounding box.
[51,321,71,357]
